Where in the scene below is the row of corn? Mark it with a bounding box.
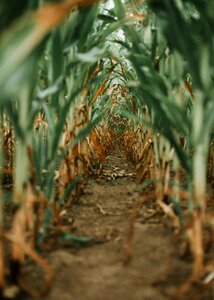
[0,0,214,297]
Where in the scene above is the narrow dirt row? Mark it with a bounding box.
[22,143,211,300]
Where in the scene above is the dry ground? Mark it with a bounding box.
[19,143,214,300]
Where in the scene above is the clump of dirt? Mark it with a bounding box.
[19,143,213,300]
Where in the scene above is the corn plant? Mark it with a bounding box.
[107,0,214,274]
[0,0,113,296]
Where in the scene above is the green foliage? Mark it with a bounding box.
[0,0,214,286]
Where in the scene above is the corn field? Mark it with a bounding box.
[0,0,214,299]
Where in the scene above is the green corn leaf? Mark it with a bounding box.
[59,175,82,205]
[60,232,105,246]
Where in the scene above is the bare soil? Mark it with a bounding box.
[19,143,214,300]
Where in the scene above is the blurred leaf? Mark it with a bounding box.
[77,47,104,63]
[59,175,82,205]
[60,232,105,246]
[0,0,97,102]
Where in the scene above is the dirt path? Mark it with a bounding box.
[22,143,213,300]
